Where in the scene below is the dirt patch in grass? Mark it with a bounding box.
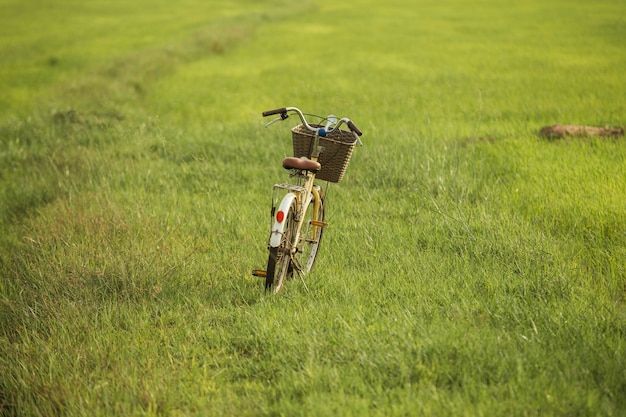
[539,125,624,139]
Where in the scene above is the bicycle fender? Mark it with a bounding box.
[269,192,298,248]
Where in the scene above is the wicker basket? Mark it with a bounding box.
[291,124,357,183]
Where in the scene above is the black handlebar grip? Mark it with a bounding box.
[347,120,363,136]
[262,107,287,117]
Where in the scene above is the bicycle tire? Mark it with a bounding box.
[265,201,297,292]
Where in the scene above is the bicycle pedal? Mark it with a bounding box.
[251,269,267,278]
[310,220,328,228]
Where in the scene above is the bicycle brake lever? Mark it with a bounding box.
[353,132,363,146]
[264,116,284,127]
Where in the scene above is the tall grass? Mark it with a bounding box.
[1,0,625,415]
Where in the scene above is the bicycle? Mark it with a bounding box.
[252,107,363,293]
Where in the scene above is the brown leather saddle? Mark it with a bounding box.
[282,156,321,172]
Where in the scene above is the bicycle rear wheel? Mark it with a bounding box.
[265,201,297,292]
[265,192,325,293]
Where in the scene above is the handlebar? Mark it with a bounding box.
[347,120,362,137]
[262,107,287,117]
[262,106,363,140]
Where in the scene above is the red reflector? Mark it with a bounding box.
[276,210,285,223]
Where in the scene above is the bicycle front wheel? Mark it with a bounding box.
[293,190,325,275]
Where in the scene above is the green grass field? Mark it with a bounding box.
[1,0,625,415]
